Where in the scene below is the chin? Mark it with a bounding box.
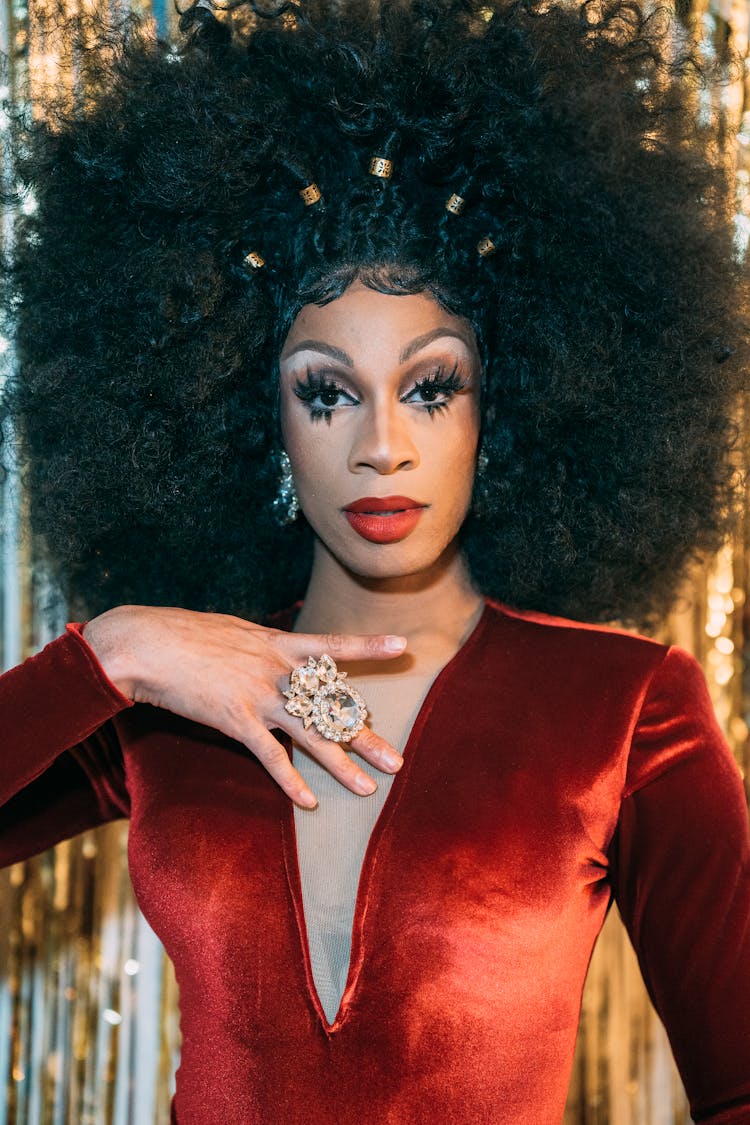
[347,559,436,580]
[332,536,459,582]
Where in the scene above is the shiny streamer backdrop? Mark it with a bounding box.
[0,0,749,1120]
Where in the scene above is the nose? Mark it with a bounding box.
[348,399,419,475]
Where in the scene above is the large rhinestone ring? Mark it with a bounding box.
[282,654,368,743]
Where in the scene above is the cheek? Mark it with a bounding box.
[280,395,311,468]
[450,444,480,517]
[433,411,480,499]
[279,406,337,502]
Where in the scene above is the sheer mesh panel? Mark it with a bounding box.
[292,674,436,1023]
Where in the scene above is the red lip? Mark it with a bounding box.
[343,495,425,513]
[343,508,426,544]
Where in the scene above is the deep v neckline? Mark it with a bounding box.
[279,596,491,1035]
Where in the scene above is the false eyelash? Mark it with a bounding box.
[410,362,467,415]
[292,369,345,422]
[412,361,465,393]
[293,369,341,401]
[293,362,469,422]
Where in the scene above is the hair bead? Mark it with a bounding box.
[477,236,496,257]
[368,156,394,179]
[299,182,322,206]
[445,193,466,215]
[244,250,266,269]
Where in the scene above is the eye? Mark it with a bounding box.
[291,362,471,422]
[293,371,358,422]
[402,364,469,416]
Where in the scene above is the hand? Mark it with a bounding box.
[82,605,407,808]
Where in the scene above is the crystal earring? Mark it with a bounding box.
[272,449,300,525]
[477,445,489,474]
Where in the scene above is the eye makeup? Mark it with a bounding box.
[292,361,471,423]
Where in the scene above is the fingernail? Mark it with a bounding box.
[298,790,318,809]
[385,635,407,652]
[382,752,403,771]
[356,775,378,795]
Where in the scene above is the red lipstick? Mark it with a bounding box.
[342,495,427,544]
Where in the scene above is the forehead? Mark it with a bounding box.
[280,280,478,363]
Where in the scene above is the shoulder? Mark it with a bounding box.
[481,600,717,763]
[479,597,706,708]
[483,596,670,668]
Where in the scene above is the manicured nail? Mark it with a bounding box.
[385,635,407,651]
[298,789,318,809]
[382,751,403,771]
[356,775,378,795]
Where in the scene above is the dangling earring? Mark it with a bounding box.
[477,445,489,475]
[272,449,300,525]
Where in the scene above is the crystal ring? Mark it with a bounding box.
[282,654,368,743]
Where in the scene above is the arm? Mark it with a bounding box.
[1,602,410,857]
[609,645,750,1124]
[0,622,134,867]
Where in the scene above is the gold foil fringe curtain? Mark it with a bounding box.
[0,0,749,1120]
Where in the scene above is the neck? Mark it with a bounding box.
[294,538,485,655]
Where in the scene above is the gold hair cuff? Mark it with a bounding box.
[368,156,394,179]
[244,250,266,270]
[445,193,466,215]
[477,236,496,257]
[299,182,322,206]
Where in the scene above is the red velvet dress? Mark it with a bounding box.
[1,597,749,1124]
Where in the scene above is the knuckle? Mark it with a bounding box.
[256,738,289,769]
[366,635,386,656]
[306,729,342,756]
[263,627,289,654]
[352,727,376,752]
[233,687,265,720]
[323,632,346,655]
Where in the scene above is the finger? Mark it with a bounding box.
[242,718,320,808]
[348,725,404,773]
[268,706,380,796]
[279,631,407,663]
[295,725,380,796]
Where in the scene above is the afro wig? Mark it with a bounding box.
[1,0,748,630]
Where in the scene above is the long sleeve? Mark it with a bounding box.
[0,622,134,867]
[609,645,750,1124]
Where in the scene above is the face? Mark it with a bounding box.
[278,280,482,580]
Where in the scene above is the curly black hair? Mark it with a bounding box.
[0,0,747,631]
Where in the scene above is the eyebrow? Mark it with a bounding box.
[280,327,476,367]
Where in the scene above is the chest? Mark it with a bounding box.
[102,610,666,1122]
[116,633,635,987]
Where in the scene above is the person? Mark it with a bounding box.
[0,0,749,1120]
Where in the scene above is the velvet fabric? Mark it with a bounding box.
[1,598,749,1123]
